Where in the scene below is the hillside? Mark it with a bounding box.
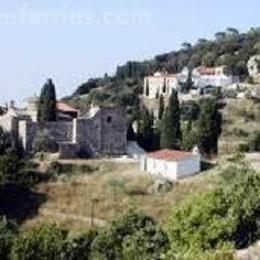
[70,27,260,114]
[22,158,220,234]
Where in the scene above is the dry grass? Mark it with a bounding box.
[22,160,219,234]
[220,98,260,154]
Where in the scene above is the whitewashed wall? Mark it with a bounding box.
[176,156,201,179]
[144,76,179,99]
[141,155,200,181]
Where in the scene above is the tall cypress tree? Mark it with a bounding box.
[197,98,222,157]
[137,107,154,151]
[160,90,181,149]
[37,79,57,123]
[158,95,165,120]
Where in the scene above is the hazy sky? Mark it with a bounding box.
[0,0,259,104]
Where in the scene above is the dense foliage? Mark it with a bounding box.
[0,128,23,182]
[160,90,181,149]
[72,28,260,111]
[91,211,169,259]
[37,79,57,123]
[0,217,17,259]
[168,161,260,256]
[136,107,155,151]
[11,224,67,260]
[196,98,222,156]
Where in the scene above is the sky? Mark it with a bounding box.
[0,0,259,104]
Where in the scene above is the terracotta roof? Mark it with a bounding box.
[57,102,78,113]
[197,66,216,75]
[146,149,193,161]
[196,65,227,76]
[147,74,177,79]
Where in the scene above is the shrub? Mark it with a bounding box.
[248,131,260,151]
[11,224,68,260]
[0,152,21,176]
[168,167,260,254]
[0,216,17,259]
[238,143,250,153]
[63,229,98,260]
[91,211,169,259]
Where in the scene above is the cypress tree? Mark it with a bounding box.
[197,98,222,157]
[158,95,165,120]
[37,79,57,123]
[145,80,150,97]
[160,90,181,149]
[137,107,154,151]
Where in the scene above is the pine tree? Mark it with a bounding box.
[37,79,57,123]
[160,90,181,149]
[158,95,165,120]
[197,98,222,157]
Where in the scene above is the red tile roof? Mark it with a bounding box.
[197,66,216,75]
[146,149,193,161]
[57,102,78,113]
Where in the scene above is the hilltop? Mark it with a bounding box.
[69,27,260,113]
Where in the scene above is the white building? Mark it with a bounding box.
[183,66,239,88]
[140,148,201,181]
[247,55,260,77]
[247,55,260,84]
[143,72,179,100]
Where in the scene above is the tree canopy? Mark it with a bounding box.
[160,90,182,149]
[37,79,57,123]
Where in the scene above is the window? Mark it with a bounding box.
[107,116,112,123]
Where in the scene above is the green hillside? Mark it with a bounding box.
[70,27,260,113]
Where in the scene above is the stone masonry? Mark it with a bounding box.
[0,106,127,159]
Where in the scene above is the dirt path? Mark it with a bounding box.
[40,209,106,227]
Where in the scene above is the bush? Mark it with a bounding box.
[0,152,21,176]
[168,167,260,254]
[0,216,17,259]
[63,229,98,260]
[91,211,169,259]
[248,131,260,151]
[11,224,68,260]
[32,130,59,153]
[238,143,250,153]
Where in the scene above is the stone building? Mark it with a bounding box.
[0,101,127,159]
[25,96,79,122]
[142,66,239,119]
[143,71,180,100]
[143,71,180,119]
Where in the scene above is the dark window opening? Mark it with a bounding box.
[107,116,112,123]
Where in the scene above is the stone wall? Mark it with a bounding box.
[44,122,73,143]
[100,108,127,155]
[73,107,127,156]
[59,143,79,159]
[0,106,127,158]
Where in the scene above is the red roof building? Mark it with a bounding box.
[56,102,79,120]
[141,148,201,181]
[147,149,194,161]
